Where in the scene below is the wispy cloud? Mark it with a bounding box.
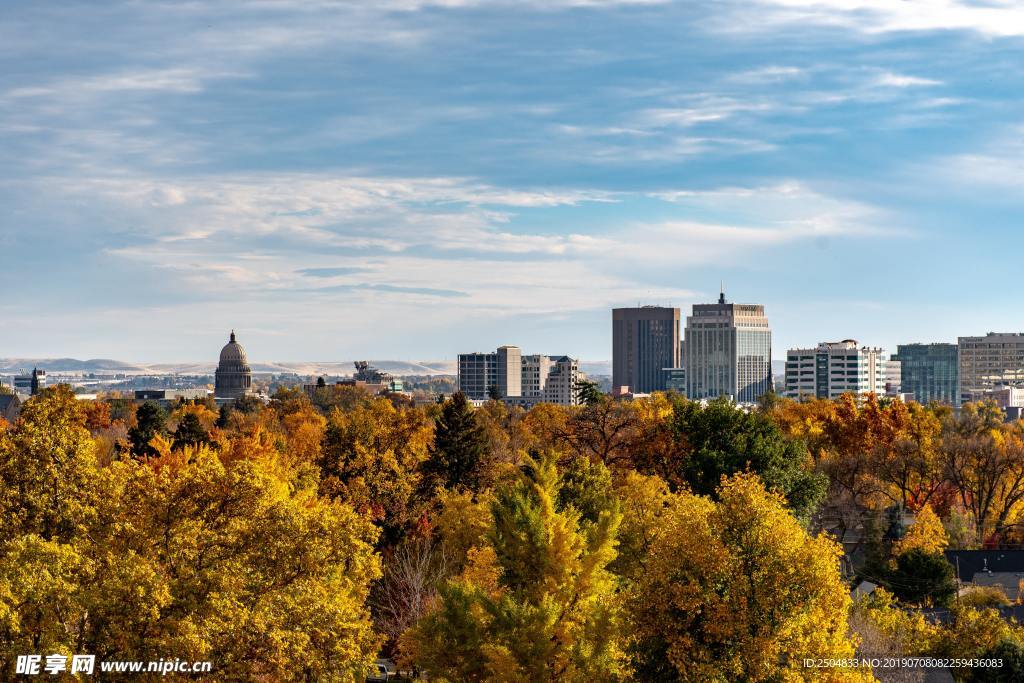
[740,0,1024,37]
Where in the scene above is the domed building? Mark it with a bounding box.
[214,330,252,399]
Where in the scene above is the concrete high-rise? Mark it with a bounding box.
[519,355,580,406]
[685,291,771,403]
[458,346,578,405]
[458,345,522,400]
[958,333,1024,404]
[893,343,959,406]
[612,306,681,394]
[784,340,886,400]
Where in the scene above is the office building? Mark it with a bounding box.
[684,291,771,403]
[784,340,887,400]
[885,360,901,395]
[663,367,686,393]
[459,347,580,405]
[519,355,580,406]
[958,333,1024,405]
[892,343,959,406]
[612,306,681,394]
[458,345,522,400]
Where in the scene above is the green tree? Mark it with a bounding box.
[487,384,502,401]
[403,454,626,681]
[671,396,827,519]
[574,379,604,407]
[887,548,957,607]
[127,401,167,458]
[968,639,1024,682]
[421,392,489,492]
[215,403,232,429]
[172,411,210,450]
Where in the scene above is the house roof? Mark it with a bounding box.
[0,394,20,422]
[944,549,1024,580]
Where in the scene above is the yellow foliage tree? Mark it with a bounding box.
[0,388,383,680]
[892,504,949,556]
[319,398,432,545]
[627,473,870,682]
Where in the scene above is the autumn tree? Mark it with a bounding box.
[0,386,100,545]
[421,392,488,492]
[82,400,112,432]
[372,536,448,647]
[892,504,949,556]
[942,419,1024,542]
[0,387,383,679]
[627,473,868,682]
[403,454,626,681]
[564,395,644,467]
[319,397,432,546]
[611,471,678,582]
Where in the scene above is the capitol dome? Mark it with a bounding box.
[219,330,249,365]
[215,330,252,400]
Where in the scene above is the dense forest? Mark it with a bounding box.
[3,385,1024,681]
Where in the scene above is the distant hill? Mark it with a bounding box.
[0,358,457,377]
[0,358,150,374]
[579,360,611,376]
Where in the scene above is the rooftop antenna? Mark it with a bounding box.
[718,280,726,305]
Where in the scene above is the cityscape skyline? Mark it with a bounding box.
[6,2,1024,361]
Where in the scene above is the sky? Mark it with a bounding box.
[3,0,1024,363]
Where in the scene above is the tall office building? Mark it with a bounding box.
[958,333,1024,404]
[684,291,771,403]
[784,340,886,400]
[612,306,681,394]
[893,343,959,406]
[458,345,522,400]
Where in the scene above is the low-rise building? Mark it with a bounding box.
[13,368,45,396]
[0,394,21,423]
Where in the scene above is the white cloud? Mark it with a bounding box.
[871,71,942,88]
[743,0,1024,37]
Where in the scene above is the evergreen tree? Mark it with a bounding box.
[172,412,210,450]
[316,376,327,388]
[574,379,604,406]
[422,392,488,491]
[487,384,502,401]
[128,401,167,458]
[970,639,1024,682]
[215,403,232,429]
[887,548,956,606]
[404,454,626,681]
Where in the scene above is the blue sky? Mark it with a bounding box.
[3,0,1024,363]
